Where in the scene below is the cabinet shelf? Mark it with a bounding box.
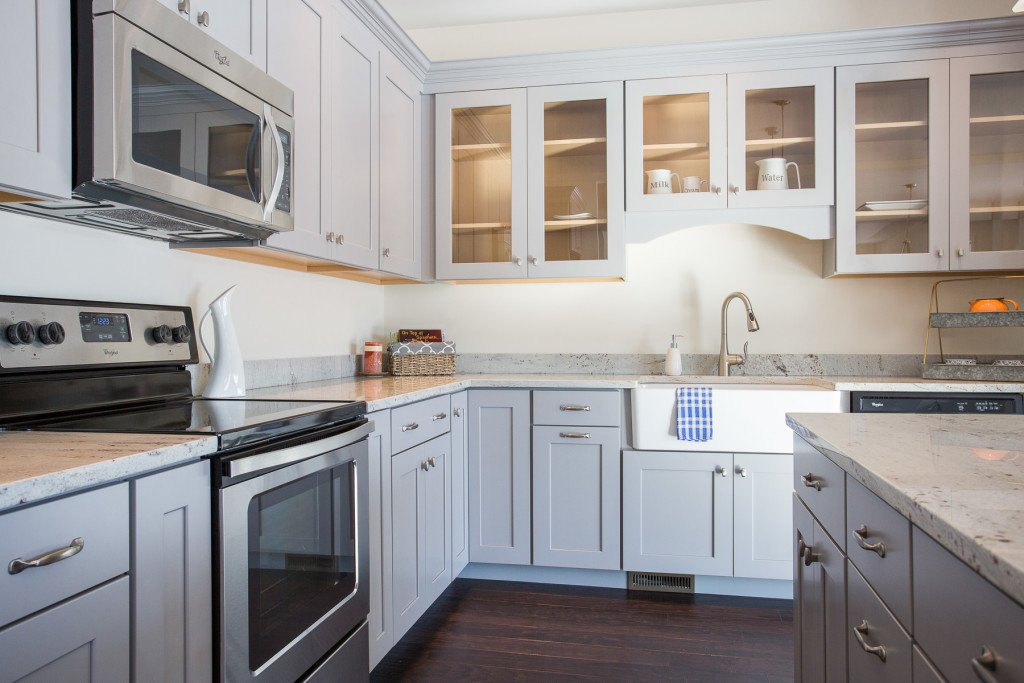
[969,114,1024,136]
[970,205,1024,216]
[543,137,607,157]
[745,136,814,148]
[452,222,511,230]
[545,219,607,230]
[642,142,709,162]
[855,209,928,220]
[855,120,929,142]
[930,311,1024,328]
[451,142,510,160]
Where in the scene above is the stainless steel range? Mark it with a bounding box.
[0,295,370,682]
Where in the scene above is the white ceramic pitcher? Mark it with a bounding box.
[755,157,801,190]
[200,285,246,398]
[645,169,681,194]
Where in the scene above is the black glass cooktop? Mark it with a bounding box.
[13,399,366,451]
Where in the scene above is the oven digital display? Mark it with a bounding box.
[80,312,131,342]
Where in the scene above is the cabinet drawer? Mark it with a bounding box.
[533,390,621,427]
[0,483,129,627]
[845,476,912,630]
[913,527,1024,683]
[391,396,451,454]
[847,561,912,683]
[794,437,846,550]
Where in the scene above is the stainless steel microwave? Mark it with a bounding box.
[10,0,294,244]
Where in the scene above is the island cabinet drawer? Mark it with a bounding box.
[913,527,1024,683]
[847,561,912,683]
[793,437,846,551]
[0,483,129,627]
[391,396,451,454]
[845,476,912,630]
[532,390,621,427]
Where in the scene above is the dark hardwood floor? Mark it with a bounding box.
[371,579,794,682]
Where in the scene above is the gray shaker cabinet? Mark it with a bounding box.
[467,390,532,565]
[622,450,733,576]
[367,411,394,670]
[450,391,470,575]
[0,576,130,683]
[532,425,621,570]
[131,460,213,682]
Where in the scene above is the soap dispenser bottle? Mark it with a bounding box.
[665,334,683,376]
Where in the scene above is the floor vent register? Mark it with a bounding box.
[627,571,695,594]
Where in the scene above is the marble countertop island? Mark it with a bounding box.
[0,432,217,512]
[787,412,1024,606]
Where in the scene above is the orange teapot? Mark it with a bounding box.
[969,298,1020,312]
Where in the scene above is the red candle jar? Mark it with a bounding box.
[363,341,383,375]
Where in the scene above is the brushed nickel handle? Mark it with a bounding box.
[737,467,748,477]
[853,620,887,662]
[432,412,447,421]
[802,545,820,566]
[383,248,391,258]
[337,234,345,246]
[559,405,590,412]
[936,249,944,258]
[560,432,591,439]
[730,184,739,194]
[958,248,966,258]
[453,408,463,418]
[513,255,522,266]
[715,465,728,477]
[402,422,418,432]
[972,645,999,683]
[801,473,822,491]
[9,537,84,575]
[326,231,335,243]
[420,460,429,471]
[177,0,190,15]
[428,457,437,468]
[853,524,887,557]
[197,10,210,26]
[529,256,538,265]
[712,185,721,195]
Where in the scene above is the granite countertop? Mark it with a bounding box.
[0,432,217,513]
[249,373,1024,412]
[787,412,1024,606]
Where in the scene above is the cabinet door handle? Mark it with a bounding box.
[402,422,418,432]
[972,645,999,683]
[420,460,429,471]
[8,537,84,575]
[958,248,966,258]
[177,0,190,15]
[852,524,887,557]
[802,545,820,566]
[715,465,728,477]
[453,408,463,418]
[712,185,721,195]
[559,405,590,412]
[513,256,522,266]
[737,467,748,477]
[197,10,210,26]
[529,256,538,266]
[730,185,739,194]
[428,457,437,468]
[432,412,447,421]
[801,473,822,491]
[325,231,335,243]
[936,249,944,258]
[337,234,345,246]
[383,248,391,258]
[853,620,887,662]
[559,432,591,439]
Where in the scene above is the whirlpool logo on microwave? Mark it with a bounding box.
[214,50,230,67]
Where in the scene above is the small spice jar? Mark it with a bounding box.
[362,341,383,375]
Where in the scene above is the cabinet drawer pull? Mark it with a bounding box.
[801,473,822,491]
[972,645,999,683]
[852,525,887,557]
[432,412,447,421]
[559,405,591,412]
[853,620,887,662]
[8,537,85,575]
[401,422,418,432]
[802,545,820,566]
[559,432,591,439]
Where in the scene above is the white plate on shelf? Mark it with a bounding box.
[859,200,928,211]
[552,212,594,220]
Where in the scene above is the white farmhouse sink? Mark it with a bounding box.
[631,382,843,453]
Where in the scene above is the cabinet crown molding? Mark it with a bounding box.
[345,0,431,82]
[422,16,1024,93]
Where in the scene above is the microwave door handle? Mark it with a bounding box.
[245,121,261,203]
[263,104,285,222]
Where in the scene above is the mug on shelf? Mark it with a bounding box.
[969,298,1020,312]
[645,169,681,195]
[755,157,801,191]
[682,176,707,193]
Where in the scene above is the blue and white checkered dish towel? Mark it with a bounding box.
[676,386,713,442]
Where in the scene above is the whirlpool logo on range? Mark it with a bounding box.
[102,349,119,357]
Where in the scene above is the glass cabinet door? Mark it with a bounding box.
[527,82,624,278]
[625,75,727,211]
[835,61,949,273]
[435,89,527,280]
[950,54,1024,271]
[727,68,834,208]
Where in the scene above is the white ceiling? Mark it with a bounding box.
[378,0,754,30]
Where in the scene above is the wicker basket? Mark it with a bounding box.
[390,354,456,376]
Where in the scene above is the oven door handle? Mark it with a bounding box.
[224,421,373,480]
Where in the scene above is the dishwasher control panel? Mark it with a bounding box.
[851,392,1024,414]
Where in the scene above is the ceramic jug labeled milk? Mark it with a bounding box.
[755,157,801,190]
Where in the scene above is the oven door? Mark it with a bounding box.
[89,12,293,231]
[219,426,369,682]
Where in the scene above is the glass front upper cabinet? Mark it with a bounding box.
[726,68,834,208]
[625,75,727,211]
[527,82,624,278]
[435,89,527,280]
[950,53,1024,271]
[834,61,949,273]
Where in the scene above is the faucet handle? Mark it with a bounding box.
[739,340,750,364]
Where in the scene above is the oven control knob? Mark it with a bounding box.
[37,322,66,346]
[151,325,173,344]
[5,321,35,345]
[171,325,192,344]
